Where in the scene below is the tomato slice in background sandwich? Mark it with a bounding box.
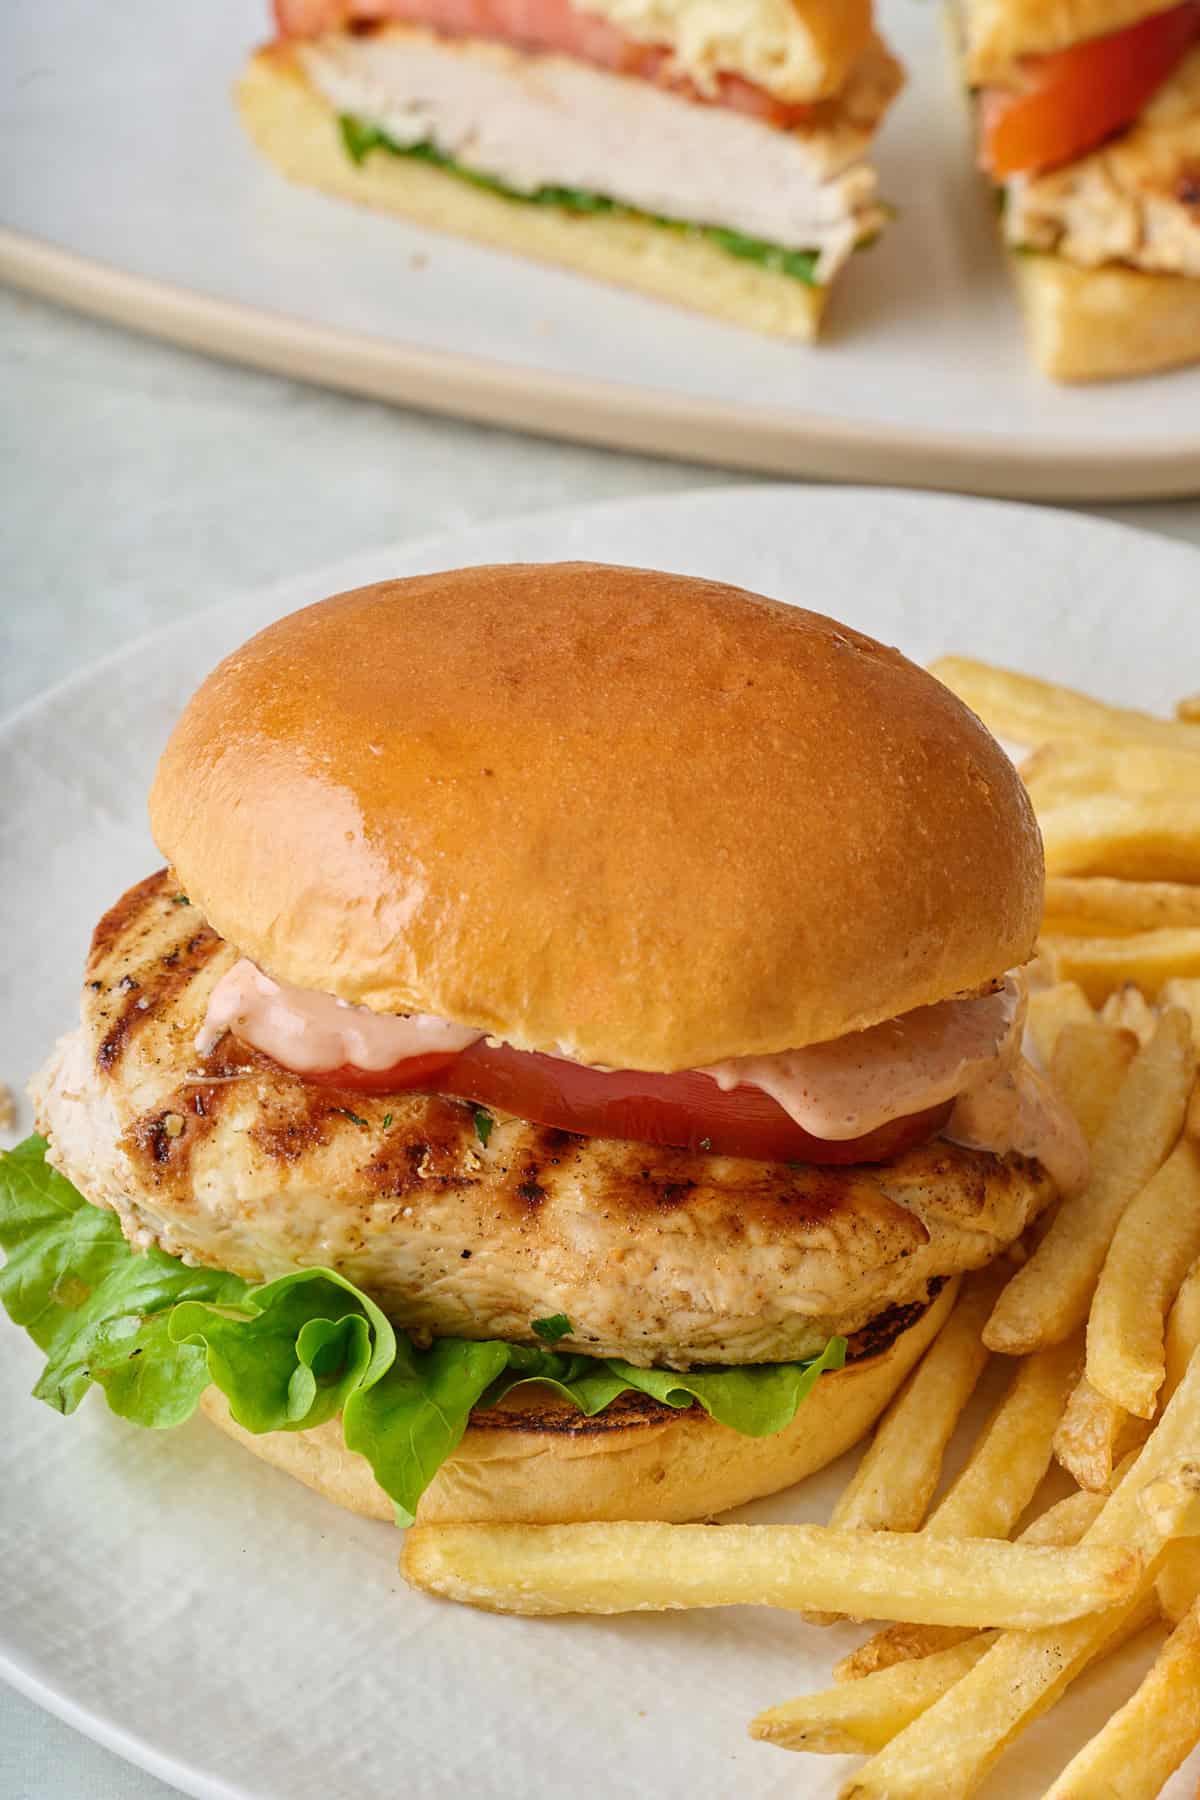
[980,0,1200,178]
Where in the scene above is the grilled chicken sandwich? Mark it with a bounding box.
[1,564,1087,1528]
[236,2,903,337]
[960,0,1200,379]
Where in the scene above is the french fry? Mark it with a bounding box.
[1163,1258,1200,1402]
[802,1281,1007,1634]
[833,1487,1108,1683]
[826,1272,997,1535]
[1179,693,1200,724]
[759,1600,1159,1765]
[399,1520,1141,1628]
[1049,1021,1136,1143]
[750,1637,995,1753]
[1055,1374,1149,1493]
[835,1351,1200,1800]
[1158,1263,1200,1624]
[926,1336,1081,1542]
[1158,1540,1200,1625]
[1044,929,1200,1004]
[1038,799,1200,885]
[984,1010,1195,1355]
[1162,977,1200,1048]
[820,1339,1078,1644]
[1137,1464,1200,1540]
[1062,1154,1200,1492]
[1023,740,1200,805]
[1043,877,1200,938]
[927,658,1200,754]
[1060,1260,1197,1536]
[1026,980,1093,1068]
[1086,1136,1200,1418]
[1042,1599,1200,1800]
[1099,984,1158,1045]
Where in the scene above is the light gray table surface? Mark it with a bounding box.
[2,281,1199,1798]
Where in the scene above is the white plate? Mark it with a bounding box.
[1,487,1197,1800]
[4,1,1200,501]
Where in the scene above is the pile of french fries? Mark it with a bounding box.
[936,656,1200,1001]
[400,664,1200,1799]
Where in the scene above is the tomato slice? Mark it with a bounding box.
[980,2,1200,178]
[273,0,813,126]
[304,1038,952,1164]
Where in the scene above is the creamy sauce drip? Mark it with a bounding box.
[196,961,1088,1192]
[705,982,1023,1138]
[946,1056,1089,1197]
[706,978,1087,1194]
[195,961,480,1069]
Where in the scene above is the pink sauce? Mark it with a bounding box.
[704,982,1024,1139]
[947,1056,1088,1196]
[196,962,1088,1193]
[194,961,481,1070]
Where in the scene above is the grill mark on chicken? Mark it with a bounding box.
[89,868,174,966]
[36,871,1061,1369]
[124,1036,256,1186]
[843,1276,947,1363]
[513,1164,548,1212]
[91,873,224,1074]
[362,1098,485,1198]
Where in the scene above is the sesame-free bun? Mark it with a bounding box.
[150,563,1042,1071]
[199,1279,956,1525]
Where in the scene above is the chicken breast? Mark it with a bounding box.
[297,26,900,279]
[33,870,1056,1370]
[1005,46,1200,279]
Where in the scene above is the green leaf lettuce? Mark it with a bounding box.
[0,1136,845,1524]
[337,114,826,288]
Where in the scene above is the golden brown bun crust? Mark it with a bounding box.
[235,46,827,340]
[1013,253,1200,382]
[199,1279,956,1524]
[150,562,1042,1071]
[963,0,1175,82]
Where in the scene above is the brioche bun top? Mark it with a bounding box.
[149,563,1042,1070]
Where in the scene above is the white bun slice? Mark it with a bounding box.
[1014,253,1200,382]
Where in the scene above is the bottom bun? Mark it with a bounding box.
[1013,252,1200,382]
[235,45,828,342]
[200,1277,957,1525]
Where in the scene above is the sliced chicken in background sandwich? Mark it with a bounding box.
[237,1,903,337]
[960,0,1200,379]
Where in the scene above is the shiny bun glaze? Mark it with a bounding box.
[150,563,1043,1072]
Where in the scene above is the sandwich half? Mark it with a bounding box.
[960,0,1200,379]
[237,2,904,338]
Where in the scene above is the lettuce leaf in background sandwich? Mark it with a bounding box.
[337,113,826,287]
[0,1135,845,1524]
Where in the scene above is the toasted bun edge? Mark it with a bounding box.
[198,1279,957,1525]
